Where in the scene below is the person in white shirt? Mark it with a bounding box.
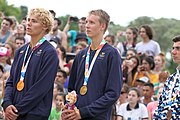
[117,87,148,120]
[135,24,161,57]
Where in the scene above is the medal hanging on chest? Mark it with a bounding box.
[80,40,106,96]
[80,85,88,95]
[16,38,45,91]
[17,80,25,91]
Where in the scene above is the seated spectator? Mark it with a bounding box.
[117,87,148,120]
[104,34,115,46]
[20,17,31,43]
[113,83,129,119]
[4,42,16,63]
[55,69,68,94]
[141,82,155,106]
[0,17,13,44]
[75,42,88,55]
[153,70,169,100]
[49,92,65,120]
[132,56,159,87]
[153,53,166,74]
[122,55,139,86]
[6,24,26,44]
[147,85,164,119]
[125,48,137,60]
[8,16,18,32]
[15,37,25,49]
[20,17,27,26]
[116,83,130,114]
[52,82,64,107]
[136,76,149,94]
[0,47,11,72]
[56,45,70,74]
[75,32,88,44]
[71,32,88,53]
[68,33,88,67]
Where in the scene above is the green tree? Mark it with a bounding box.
[151,18,180,52]
[128,16,154,27]
[0,0,21,21]
[108,21,125,35]
[20,6,28,19]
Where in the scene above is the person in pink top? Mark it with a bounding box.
[147,85,164,119]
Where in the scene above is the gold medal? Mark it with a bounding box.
[167,110,172,120]
[17,81,24,91]
[80,85,87,95]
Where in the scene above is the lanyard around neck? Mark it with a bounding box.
[21,38,46,80]
[17,37,46,91]
[83,39,106,85]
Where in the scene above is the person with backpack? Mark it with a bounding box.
[116,27,138,58]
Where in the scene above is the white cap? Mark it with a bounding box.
[137,76,149,83]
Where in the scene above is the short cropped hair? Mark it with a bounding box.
[57,69,67,79]
[54,18,61,26]
[28,8,54,34]
[143,82,154,89]
[88,9,110,33]
[49,10,56,17]
[15,37,25,43]
[172,35,180,42]
[3,17,13,26]
[80,17,86,21]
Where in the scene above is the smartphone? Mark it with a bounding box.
[70,17,78,22]
[126,60,133,66]
[140,66,146,71]
[66,52,76,63]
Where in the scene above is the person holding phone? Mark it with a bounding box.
[63,16,91,53]
[132,56,159,87]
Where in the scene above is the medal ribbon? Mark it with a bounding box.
[18,38,46,87]
[83,40,106,86]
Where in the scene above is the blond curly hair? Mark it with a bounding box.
[28,8,54,34]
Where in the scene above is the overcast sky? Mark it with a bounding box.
[7,0,180,26]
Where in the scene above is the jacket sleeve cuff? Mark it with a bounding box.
[2,101,12,111]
